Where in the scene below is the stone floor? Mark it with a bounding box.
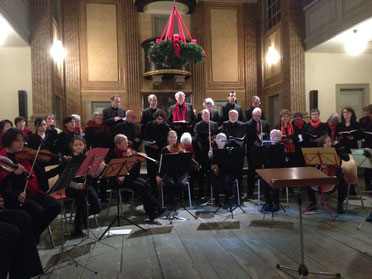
[37,189,372,279]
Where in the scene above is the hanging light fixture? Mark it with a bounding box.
[345,29,367,56]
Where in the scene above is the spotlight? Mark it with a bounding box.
[345,29,367,56]
[266,45,280,66]
[50,40,66,62]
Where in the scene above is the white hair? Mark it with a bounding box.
[228,109,238,116]
[71,114,81,121]
[203,98,214,107]
[252,107,261,114]
[180,132,192,146]
[175,91,185,99]
[270,129,282,140]
[215,133,227,142]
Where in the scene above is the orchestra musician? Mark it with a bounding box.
[245,96,265,122]
[0,197,44,279]
[114,110,141,151]
[27,117,55,154]
[167,91,196,138]
[220,91,244,123]
[246,107,269,197]
[0,128,61,243]
[105,134,164,221]
[196,98,221,125]
[303,108,328,147]
[143,110,170,198]
[194,109,218,199]
[306,135,348,214]
[222,110,246,197]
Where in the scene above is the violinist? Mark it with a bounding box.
[105,134,164,221]
[156,130,189,204]
[194,109,218,199]
[143,110,170,198]
[0,128,61,243]
[0,197,43,279]
[306,135,348,214]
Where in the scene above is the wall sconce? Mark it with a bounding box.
[50,40,66,62]
[266,45,280,66]
[0,16,11,46]
[345,29,367,56]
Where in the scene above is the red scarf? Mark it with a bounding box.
[63,128,76,135]
[328,123,337,141]
[281,121,295,153]
[173,102,187,121]
[86,120,105,134]
[293,119,305,130]
[310,119,321,129]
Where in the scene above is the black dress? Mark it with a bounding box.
[336,121,361,153]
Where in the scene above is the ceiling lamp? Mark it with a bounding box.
[0,16,11,46]
[135,0,197,14]
[345,29,367,56]
[266,45,280,66]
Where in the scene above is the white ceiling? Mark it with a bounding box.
[0,14,28,47]
[308,17,372,54]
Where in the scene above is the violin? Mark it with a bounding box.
[15,146,65,163]
[170,144,202,171]
[121,147,158,164]
[0,156,33,178]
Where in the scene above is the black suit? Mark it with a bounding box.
[246,118,270,195]
[196,110,221,126]
[141,107,159,136]
[114,121,141,151]
[245,106,265,122]
[220,102,244,123]
[102,106,126,128]
[168,103,196,137]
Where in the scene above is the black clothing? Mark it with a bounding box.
[114,121,141,151]
[55,131,79,156]
[141,107,159,127]
[85,126,110,149]
[168,103,196,137]
[45,126,59,153]
[194,120,218,197]
[102,106,126,128]
[220,102,244,123]
[302,122,328,147]
[336,122,361,153]
[27,132,54,151]
[143,121,170,197]
[0,209,43,279]
[359,116,369,131]
[196,110,221,126]
[245,106,265,122]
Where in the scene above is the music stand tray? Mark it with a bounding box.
[99,157,147,240]
[159,153,197,223]
[256,167,340,278]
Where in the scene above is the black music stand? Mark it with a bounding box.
[212,148,245,218]
[99,157,147,240]
[301,147,339,220]
[159,152,197,223]
[251,144,287,214]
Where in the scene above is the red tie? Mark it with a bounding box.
[256,121,260,133]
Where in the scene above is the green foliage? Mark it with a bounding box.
[148,40,205,69]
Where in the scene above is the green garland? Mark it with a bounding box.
[148,40,205,69]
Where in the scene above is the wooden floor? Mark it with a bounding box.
[38,194,372,279]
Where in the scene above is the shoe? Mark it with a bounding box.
[337,202,344,214]
[259,203,272,212]
[149,211,162,221]
[67,231,86,238]
[305,202,318,211]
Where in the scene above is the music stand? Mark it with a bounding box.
[99,157,147,240]
[212,148,245,218]
[159,152,197,223]
[351,149,372,230]
[256,167,340,278]
[251,144,287,214]
[301,147,339,220]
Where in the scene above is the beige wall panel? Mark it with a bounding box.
[138,13,152,42]
[264,27,281,82]
[86,3,118,82]
[210,9,239,82]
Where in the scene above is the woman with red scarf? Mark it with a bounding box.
[326,113,340,143]
[85,112,110,149]
[55,115,79,156]
[303,109,328,147]
[275,109,297,166]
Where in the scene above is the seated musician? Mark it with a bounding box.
[260,130,286,212]
[106,134,164,221]
[210,133,234,206]
[114,110,141,151]
[156,130,189,204]
[306,135,348,213]
[0,196,44,279]
[0,128,61,243]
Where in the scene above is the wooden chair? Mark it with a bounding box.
[342,154,364,211]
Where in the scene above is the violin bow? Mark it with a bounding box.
[22,145,42,195]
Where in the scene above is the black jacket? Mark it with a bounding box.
[102,106,126,128]
[167,103,196,125]
[196,110,221,126]
[245,106,265,122]
[220,102,244,123]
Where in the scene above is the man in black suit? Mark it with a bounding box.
[102,95,126,134]
[168,91,196,138]
[246,107,270,196]
[245,96,265,121]
[220,91,244,123]
[196,98,221,126]
[141,94,159,135]
[222,110,246,196]
[115,110,141,151]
